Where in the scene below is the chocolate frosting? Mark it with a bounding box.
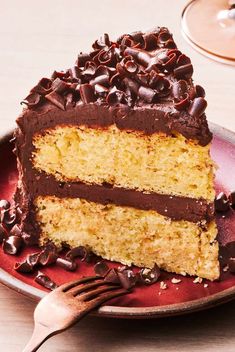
[18,27,212,146]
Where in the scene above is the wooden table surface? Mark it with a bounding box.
[1,0,235,351]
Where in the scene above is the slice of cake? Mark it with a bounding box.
[14,27,219,280]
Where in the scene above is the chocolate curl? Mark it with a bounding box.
[14,261,34,273]
[79,84,96,103]
[176,54,191,67]
[31,78,52,95]
[90,74,110,87]
[195,85,205,98]
[161,52,178,71]
[0,224,8,244]
[106,88,126,105]
[35,271,57,290]
[21,93,41,107]
[124,47,152,67]
[95,65,111,77]
[76,53,91,67]
[123,77,139,95]
[174,63,193,79]
[45,91,66,110]
[69,66,81,81]
[56,257,77,271]
[138,264,160,285]
[130,31,144,47]
[143,33,158,51]
[94,261,110,276]
[215,192,230,212]
[0,200,10,210]
[158,30,172,44]
[82,61,97,78]
[95,84,109,97]
[136,73,149,86]
[51,70,69,80]
[51,78,70,94]
[188,97,207,117]
[138,86,158,103]
[92,33,111,49]
[149,72,170,95]
[174,94,190,111]
[110,73,124,90]
[121,35,135,48]
[2,235,23,255]
[172,80,188,100]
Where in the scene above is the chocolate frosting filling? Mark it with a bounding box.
[24,172,214,223]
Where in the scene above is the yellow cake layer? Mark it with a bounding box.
[32,125,215,201]
[35,196,219,280]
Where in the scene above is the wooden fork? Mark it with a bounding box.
[22,276,128,352]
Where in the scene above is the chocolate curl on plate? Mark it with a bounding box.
[0,200,10,210]
[2,235,23,255]
[124,47,152,67]
[35,271,57,290]
[56,257,77,271]
[76,53,91,67]
[94,261,110,276]
[21,93,41,108]
[188,97,207,117]
[45,91,66,110]
[138,264,160,285]
[0,224,8,244]
[31,78,52,95]
[80,84,96,103]
[14,251,41,273]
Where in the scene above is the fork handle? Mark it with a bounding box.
[22,323,54,352]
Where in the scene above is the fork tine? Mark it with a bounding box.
[57,275,101,292]
[68,279,106,296]
[89,289,128,308]
[79,285,119,301]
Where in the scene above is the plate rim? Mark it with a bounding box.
[1,122,235,319]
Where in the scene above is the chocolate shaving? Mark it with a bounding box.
[138,264,160,285]
[0,224,8,244]
[94,261,110,276]
[76,53,91,67]
[56,257,77,271]
[174,63,193,79]
[45,91,65,110]
[138,86,158,103]
[2,235,23,255]
[31,78,52,95]
[35,271,57,290]
[39,248,58,266]
[21,93,41,107]
[80,84,96,103]
[14,261,34,273]
[188,97,207,117]
[104,268,120,284]
[10,224,22,236]
[0,200,10,210]
[229,258,235,273]
[117,269,137,290]
[215,192,230,212]
[229,191,235,209]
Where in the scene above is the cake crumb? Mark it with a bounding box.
[171,278,181,284]
[204,283,208,288]
[223,265,229,272]
[176,287,179,290]
[158,291,162,295]
[160,281,168,290]
[193,277,203,284]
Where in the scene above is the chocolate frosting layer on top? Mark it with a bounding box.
[18,27,212,146]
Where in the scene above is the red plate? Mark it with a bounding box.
[0,123,235,319]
